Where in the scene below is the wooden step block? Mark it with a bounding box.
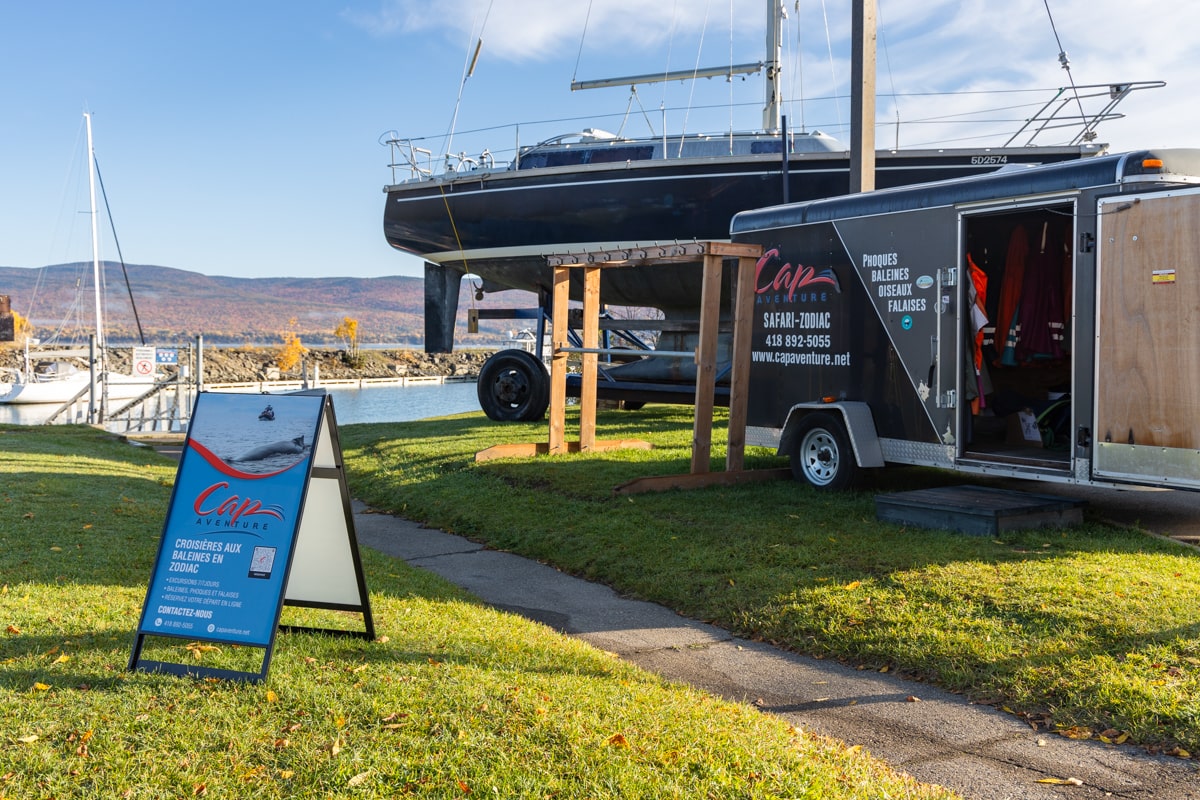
[875,485,1085,536]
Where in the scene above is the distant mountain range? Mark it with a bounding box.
[0,262,524,347]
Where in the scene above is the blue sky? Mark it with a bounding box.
[2,0,1196,281]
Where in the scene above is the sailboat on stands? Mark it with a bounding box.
[0,113,160,407]
[380,0,1160,420]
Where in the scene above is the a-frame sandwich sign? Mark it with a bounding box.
[129,391,374,683]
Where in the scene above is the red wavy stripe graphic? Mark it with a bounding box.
[188,439,304,480]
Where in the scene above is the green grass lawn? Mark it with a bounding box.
[339,405,1200,758]
[0,424,953,799]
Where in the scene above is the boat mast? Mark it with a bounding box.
[85,111,104,351]
[763,0,783,133]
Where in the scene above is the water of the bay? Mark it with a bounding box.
[0,380,483,427]
[319,381,480,424]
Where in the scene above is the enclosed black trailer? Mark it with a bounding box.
[731,150,1200,491]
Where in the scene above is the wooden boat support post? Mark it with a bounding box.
[476,241,787,494]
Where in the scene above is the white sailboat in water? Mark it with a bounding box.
[0,112,159,406]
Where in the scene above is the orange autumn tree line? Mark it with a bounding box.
[274,316,366,373]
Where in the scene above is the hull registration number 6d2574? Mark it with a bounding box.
[971,155,1009,165]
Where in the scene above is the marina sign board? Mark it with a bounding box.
[129,391,373,682]
[132,346,156,377]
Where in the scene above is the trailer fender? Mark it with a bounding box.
[777,402,885,469]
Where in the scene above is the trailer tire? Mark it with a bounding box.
[477,349,550,422]
[789,412,859,491]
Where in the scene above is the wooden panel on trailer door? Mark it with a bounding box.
[1095,188,1200,488]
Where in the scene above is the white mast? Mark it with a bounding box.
[85,111,104,351]
[763,0,783,133]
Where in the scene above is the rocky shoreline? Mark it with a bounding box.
[0,346,495,385]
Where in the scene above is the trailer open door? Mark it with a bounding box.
[1094,188,1200,489]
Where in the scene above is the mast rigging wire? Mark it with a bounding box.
[1041,0,1093,141]
[676,0,713,155]
[93,156,146,345]
[875,0,901,148]
[571,0,594,84]
[443,0,495,158]
[818,0,842,133]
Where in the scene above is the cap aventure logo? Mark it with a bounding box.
[193,481,285,531]
[755,247,841,302]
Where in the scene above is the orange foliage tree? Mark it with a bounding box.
[334,316,360,361]
[277,317,308,373]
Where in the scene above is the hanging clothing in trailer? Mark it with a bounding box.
[965,254,992,413]
[1016,221,1066,361]
[994,225,1027,367]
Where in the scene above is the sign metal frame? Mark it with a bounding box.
[128,391,373,683]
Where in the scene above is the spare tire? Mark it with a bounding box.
[477,349,550,422]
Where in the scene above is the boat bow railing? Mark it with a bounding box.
[1004,80,1165,147]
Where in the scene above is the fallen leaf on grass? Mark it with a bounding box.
[348,771,371,787]
[6,625,20,635]
[241,766,266,781]
[52,654,69,665]
[1058,726,1091,740]
[1098,729,1130,745]
[607,733,629,748]
[265,690,278,703]
[1035,777,1083,786]
[17,735,39,743]
[185,643,221,660]
[32,682,50,692]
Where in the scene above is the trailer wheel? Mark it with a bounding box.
[477,349,549,422]
[790,412,859,491]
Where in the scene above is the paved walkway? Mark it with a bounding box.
[353,503,1199,800]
